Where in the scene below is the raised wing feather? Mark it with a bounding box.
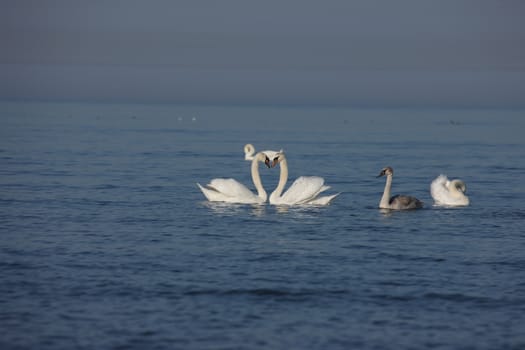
[430,174,449,205]
[280,176,326,205]
[208,178,255,199]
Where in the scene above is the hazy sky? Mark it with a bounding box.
[1,0,524,107]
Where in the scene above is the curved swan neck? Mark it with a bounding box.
[270,155,288,202]
[251,154,267,201]
[380,174,392,208]
[449,180,466,194]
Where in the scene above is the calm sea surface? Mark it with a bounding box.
[1,102,525,349]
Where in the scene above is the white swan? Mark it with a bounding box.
[266,150,339,206]
[197,151,271,204]
[377,166,423,210]
[430,174,469,206]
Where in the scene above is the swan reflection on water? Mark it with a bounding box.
[203,201,328,220]
[378,207,426,218]
[271,204,327,216]
[203,201,267,217]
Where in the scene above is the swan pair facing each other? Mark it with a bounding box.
[377,166,469,210]
[197,144,340,206]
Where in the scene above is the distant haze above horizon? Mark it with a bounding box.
[1,0,524,108]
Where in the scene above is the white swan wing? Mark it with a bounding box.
[430,174,450,205]
[208,178,252,196]
[430,174,447,196]
[208,178,260,201]
[197,182,233,202]
[280,176,326,205]
[305,192,340,205]
[198,178,262,204]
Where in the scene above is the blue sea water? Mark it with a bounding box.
[1,102,525,349]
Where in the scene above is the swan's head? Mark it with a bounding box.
[263,149,284,168]
[451,179,467,193]
[244,144,256,160]
[258,151,277,168]
[377,166,394,177]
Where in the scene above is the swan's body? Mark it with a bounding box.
[197,151,270,204]
[267,150,339,206]
[377,166,423,210]
[430,174,469,206]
